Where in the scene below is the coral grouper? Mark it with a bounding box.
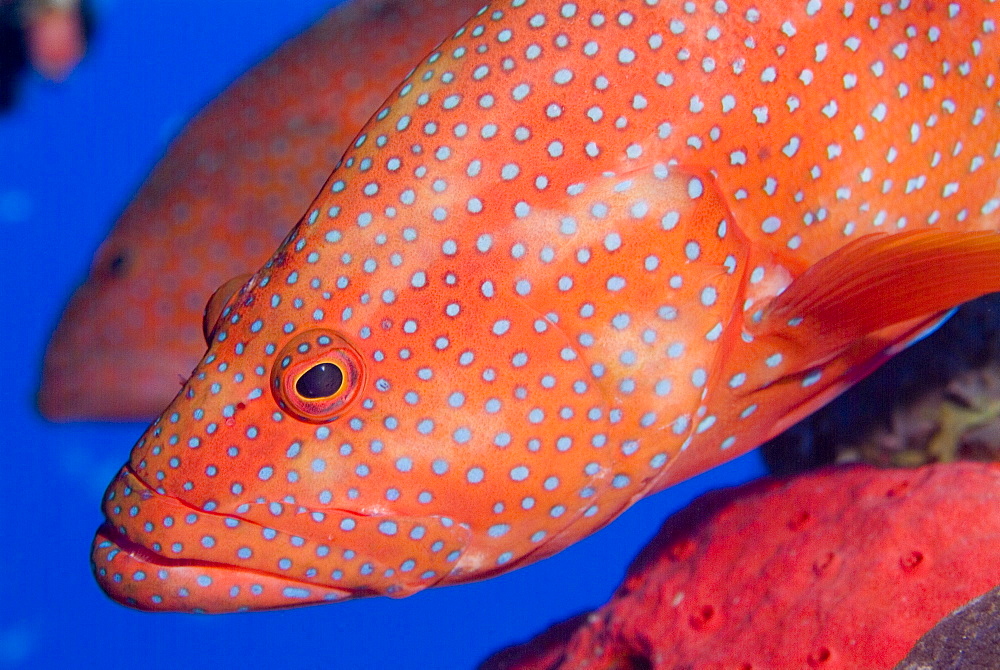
[93,0,1000,612]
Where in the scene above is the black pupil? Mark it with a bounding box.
[296,363,344,399]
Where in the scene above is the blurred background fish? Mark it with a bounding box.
[38,0,486,420]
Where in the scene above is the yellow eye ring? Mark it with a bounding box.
[271,329,365,422]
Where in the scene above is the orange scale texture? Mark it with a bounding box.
[94,0,1000,613]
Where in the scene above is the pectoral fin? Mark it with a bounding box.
[753,230,1000,373]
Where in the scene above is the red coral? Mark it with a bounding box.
[486,463,1000,670]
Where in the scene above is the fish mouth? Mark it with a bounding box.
[92,465,470,612]
[91,467,355,613]
[92,523,352,613]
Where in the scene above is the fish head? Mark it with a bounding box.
[88,213,604,612]
[89,137,760,613]
[88,0,769,613]
[89,177,644,612]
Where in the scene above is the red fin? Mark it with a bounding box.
[753,230,1000,368]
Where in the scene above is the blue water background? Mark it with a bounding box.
[0,2,766,667]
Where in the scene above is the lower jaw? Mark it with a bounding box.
[91,523,353,613]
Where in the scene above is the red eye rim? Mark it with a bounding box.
[271,329,365,423]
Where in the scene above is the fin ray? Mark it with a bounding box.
[754,230,1000,370]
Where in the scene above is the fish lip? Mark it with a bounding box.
[96,521,236,573]
[92,468,356,612]
[92,521,353,613]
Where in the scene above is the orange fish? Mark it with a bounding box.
[38,0,485,420]
[93,0,1000,612]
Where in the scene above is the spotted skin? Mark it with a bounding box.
[38,0,486,420]
[93,0,1000,612]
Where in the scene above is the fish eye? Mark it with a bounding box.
[295,362,344,399]
[272,329,365,422]
[107,252,129,278]
[94,248,131,281]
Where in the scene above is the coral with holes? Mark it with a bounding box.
[482,462,1000,670]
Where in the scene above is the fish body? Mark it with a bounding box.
[39,0,485,420]
[94,0,1000,612]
